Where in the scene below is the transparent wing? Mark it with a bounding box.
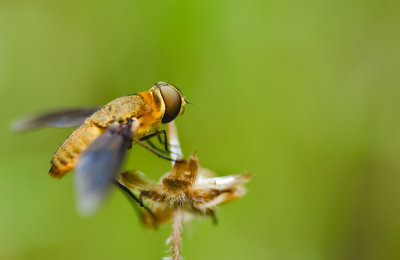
[75,120,137,216]
[11,107,99,131]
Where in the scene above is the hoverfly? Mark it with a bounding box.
[13,82,188,215]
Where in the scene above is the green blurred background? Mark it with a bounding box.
[1,0,399,259]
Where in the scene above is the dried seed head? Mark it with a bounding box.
[162,153,199,194]
[116,152,252,228]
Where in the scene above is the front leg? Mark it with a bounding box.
[139,130,170,153]
[134,137,176,162]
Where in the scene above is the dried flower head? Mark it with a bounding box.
[115,152,252,228]
[116,122,252,260]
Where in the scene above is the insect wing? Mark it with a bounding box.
[75,123,133,215]
[11,107,99,131]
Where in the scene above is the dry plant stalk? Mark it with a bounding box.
[115,122,252,259]
[168,122,183,260]
[172,206,182,260]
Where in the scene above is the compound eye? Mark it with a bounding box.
[160,85,182,123]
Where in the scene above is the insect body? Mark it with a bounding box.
[50,82,186,178]
[14,82,187,214]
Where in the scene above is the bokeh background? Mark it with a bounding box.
[1,0,399,259]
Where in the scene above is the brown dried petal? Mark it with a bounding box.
[117,170,155,191]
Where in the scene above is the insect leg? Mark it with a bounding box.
[144,139,170,155]
[134,138,176,162]
[139,130,165,141]
[140,130,170,153]
[140,130,181,157]
[208,209,218,225]
[155,129,180,150]
[113,179,144,206]
[158,130,171,154]
[113,179,157,221]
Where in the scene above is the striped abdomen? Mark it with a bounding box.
[49,121,105,178]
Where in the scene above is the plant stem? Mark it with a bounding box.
[167,121,183,260]
[172,206,182,260]
[167,121,183,162]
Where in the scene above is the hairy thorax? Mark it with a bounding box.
[88,91,164,139]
